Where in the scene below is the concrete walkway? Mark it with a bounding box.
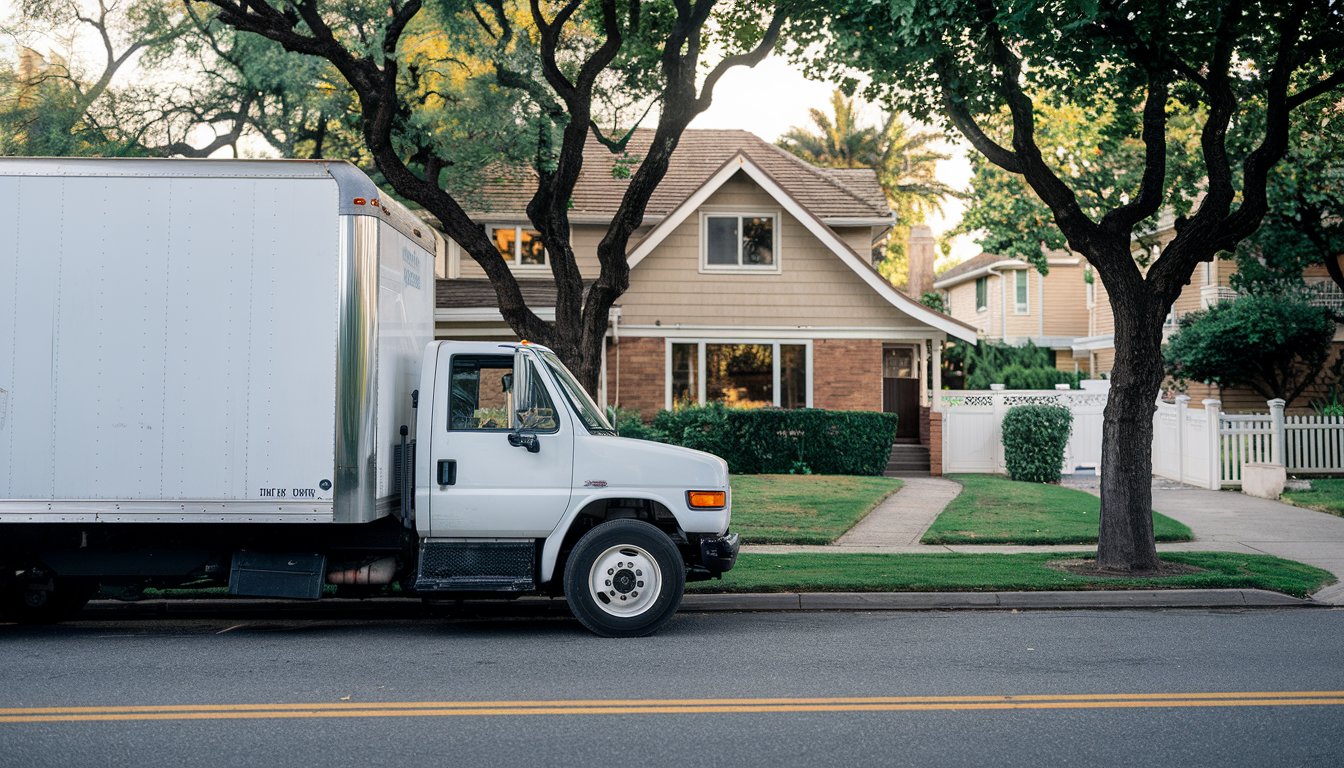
[833,477,960,547]
[741,474,1344,605]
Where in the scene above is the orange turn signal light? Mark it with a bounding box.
[687,490,726,509]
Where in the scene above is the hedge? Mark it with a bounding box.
[646,404,899,475]
[1000,404,1073,483]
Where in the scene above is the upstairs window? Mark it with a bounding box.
[975,277,988,312]
[1014,269,1029,314]
[702,213,778,271]
[490,225,547,267]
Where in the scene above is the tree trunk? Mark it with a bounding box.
[1096,290,1167,572]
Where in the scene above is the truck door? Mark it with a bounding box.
[427,349,574,538]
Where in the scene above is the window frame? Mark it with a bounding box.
[974,276,989,313]
[698,211,782,274]
[445,354,560,434]
[486,223,549,270]
[1014,269,1029,314]
[664,339,812,410]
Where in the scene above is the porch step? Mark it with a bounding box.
[886,444,930,476]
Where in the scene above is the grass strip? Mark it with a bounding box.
[921,474,1192,545]
[690,551,1333,598]
[729,474,903,545]
[1281,478,1344,517]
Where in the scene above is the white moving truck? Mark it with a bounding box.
[0,158,738,637]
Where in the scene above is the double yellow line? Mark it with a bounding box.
[2,691,1342,724]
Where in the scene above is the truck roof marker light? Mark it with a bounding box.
[352,197,366,205]
[520,339,530,346]
[687,491,726,509]
[371,198,380,207]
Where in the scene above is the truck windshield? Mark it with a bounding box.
[537,349,616,435]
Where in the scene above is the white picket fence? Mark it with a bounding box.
[940,388,1107,476]
[1152,396,1344,488]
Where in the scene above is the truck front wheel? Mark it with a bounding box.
[563,519,685,638]
[2,578,99,625]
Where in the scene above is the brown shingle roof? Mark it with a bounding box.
[437,278,562,309]
[935,252,1024,285]
[457,129,891,223]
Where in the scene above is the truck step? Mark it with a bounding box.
[415,540,536,593]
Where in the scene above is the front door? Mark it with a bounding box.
[427,348,574,538]
[882,346,920,440]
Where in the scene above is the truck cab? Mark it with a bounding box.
[413,340,738,636]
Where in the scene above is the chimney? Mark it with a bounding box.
[17,48,42,109]
[907,225,936,298]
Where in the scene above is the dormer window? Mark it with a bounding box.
[701,212,779,272]
[490,225,547,268]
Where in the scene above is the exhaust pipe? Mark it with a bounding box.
[326,557,396,585]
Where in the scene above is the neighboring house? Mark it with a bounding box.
[1072,217,1341,411]
[934,251,1092,373]
[430,129,978,444]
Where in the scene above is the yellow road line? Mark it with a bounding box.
[1,692,1342,724]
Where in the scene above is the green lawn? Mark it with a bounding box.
[729,474,903,545]
[1281,479,1344,517]
[921,474,1193,545]
[691,551,1333,597]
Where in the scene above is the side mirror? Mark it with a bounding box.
[512,349,534,420]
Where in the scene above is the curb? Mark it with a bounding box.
[65,589,1326,621]
[680,589,1322,612]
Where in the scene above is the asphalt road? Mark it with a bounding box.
[2,603,1342,767]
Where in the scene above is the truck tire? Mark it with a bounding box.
[1,578,98,625]
[563,519,685,638]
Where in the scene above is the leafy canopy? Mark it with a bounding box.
[1163,293,1336,403]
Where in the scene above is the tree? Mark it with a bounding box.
[198,0,785,392]
[1229,101,1344,297]
[777,89,956,284]
[797,0,1344,571]
[1164,294,1336,403]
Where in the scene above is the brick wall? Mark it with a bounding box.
[928,410,943,476]
[608,336,665,419]
[919,405,931,447]
[812,338,883,411]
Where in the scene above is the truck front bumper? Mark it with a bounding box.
[686,531,739,581]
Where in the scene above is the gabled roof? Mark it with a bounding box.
[458,129,891,224]
[626,153,978,343]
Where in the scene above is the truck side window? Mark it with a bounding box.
[448,356,557,432]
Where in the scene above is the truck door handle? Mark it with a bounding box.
[437,460,456,486]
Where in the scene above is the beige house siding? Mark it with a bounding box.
[834,226,878,260]
[619,175,928,330]
[1042,263,1090,337]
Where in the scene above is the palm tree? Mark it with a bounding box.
[778,90,957,287]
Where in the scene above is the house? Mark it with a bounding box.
[934,210,1343,410]
[430,129,978,447]
[933,251,1092,373]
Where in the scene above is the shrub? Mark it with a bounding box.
[651,404,899,475]
[1001,404,1072,483]
[607,407,664,441]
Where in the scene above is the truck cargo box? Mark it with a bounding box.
[0,159,438,525]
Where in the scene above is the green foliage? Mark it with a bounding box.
[956,341,1081,390]
[919,291,947,313]
[650,404,899,475]
[1000,405,1073,484]
[1163,294,1336,403]
[776,89,956,286]
[606,407,662,441]
[1229,102,1344,299]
